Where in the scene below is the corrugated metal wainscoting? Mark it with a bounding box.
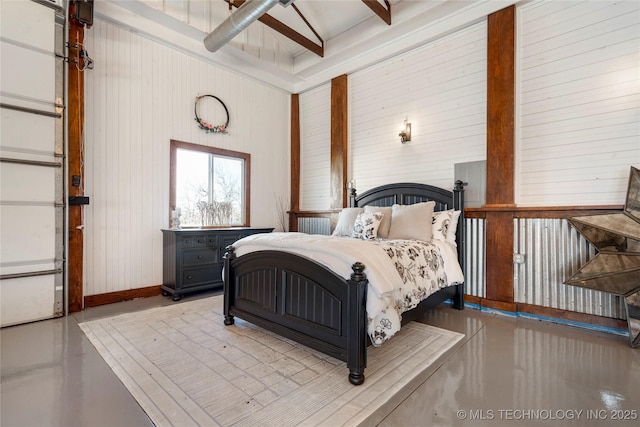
[297,217,331,236]
[513,218,626,319]
[465,218,486,298]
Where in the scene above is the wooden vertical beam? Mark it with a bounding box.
[486,5,515,207]
[67,7,86,312]
[331,74,349,209]
[290,94,301,232]
[485,5,516,304]
[485,211,515,303]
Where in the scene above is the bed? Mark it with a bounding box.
[222,181,466,385]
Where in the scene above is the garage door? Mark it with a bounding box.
[0,0,65,326]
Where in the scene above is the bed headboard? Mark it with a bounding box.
[350,181,465,212]
[350,181,466,270]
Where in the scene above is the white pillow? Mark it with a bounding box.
[388,201,435,241]
[432,209,461,245]
[351,211,384,240]
[364,205,392,238]
[332,207,363,237]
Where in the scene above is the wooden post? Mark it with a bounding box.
[67,5,86,312]
[290,94,300,232]
[485,5,516,305]
[331,74,349,209]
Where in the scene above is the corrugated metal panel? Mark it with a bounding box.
[297,217,331,235]
[514,218,626,319]
[464,218,486,298]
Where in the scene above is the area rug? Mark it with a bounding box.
[79,295,464,427]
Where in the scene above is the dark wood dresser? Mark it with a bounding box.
[161,227,273,301]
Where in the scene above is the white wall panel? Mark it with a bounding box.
[0,41,55,105]
[349,21,487,194]
[0,205,56,267]
[517,0,640,206]
[0,0,54,52]
[1,276,56,327]
[299,83,331,211]
[0,163,55,202]
[83,18,289,296]
[0,109,56,159]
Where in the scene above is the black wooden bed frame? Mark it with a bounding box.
[223,181,465,385]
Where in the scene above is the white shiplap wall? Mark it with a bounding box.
[83,18,289,296]
[349,21,488,194]
[299,83,331,211]
[517,0,640,206]
[298,21,487,206]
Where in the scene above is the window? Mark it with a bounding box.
[170,140,250,227]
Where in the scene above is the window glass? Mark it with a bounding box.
[170,140,250,227]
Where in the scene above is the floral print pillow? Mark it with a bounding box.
[432,209,461,245]
[432,210,452,242]
[351,212,384,240]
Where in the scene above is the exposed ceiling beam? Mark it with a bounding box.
[226,0,324,57]
[362,0,391,25]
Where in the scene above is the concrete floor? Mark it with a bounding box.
[2,291,639,427]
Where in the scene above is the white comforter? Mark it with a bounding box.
[232,232,464,345]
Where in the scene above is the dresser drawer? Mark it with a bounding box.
[180,235,207,248]
[182,248,218,266]
[205,235,218,247]
[182,266,223,288]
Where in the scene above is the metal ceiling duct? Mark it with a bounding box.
[204,0,294,53]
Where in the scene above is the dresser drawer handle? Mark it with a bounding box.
[197,255,202,259]
[197,239,203,244]
[187,275,193,279]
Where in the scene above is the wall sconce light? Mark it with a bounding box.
[399,118,411,143]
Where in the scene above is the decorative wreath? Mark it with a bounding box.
[194,94,229,134]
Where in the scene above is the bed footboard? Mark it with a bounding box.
[223,246,369,385]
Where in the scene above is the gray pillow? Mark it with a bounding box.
[388,201,435,241]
